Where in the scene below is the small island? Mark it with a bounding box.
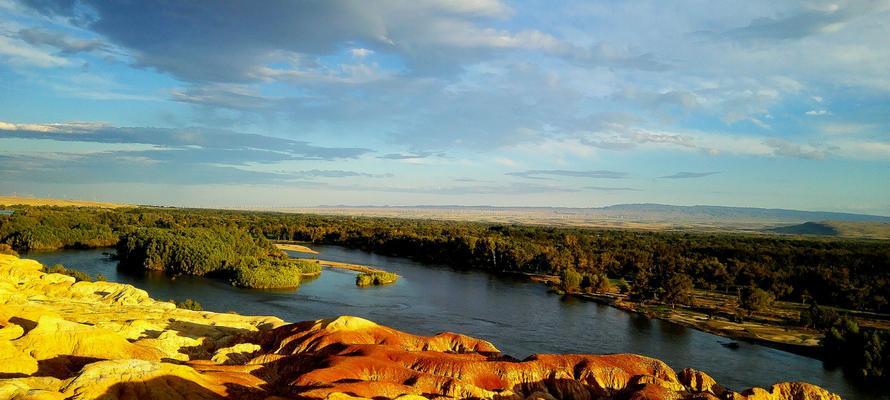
[117,226,321,289]
[355,270,400,286]
[293,258,400,286]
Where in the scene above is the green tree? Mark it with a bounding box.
[740,287,774,316]
[560,268,582,292]
[585,273,615,294]
[662,273,694,308]
[615,278,630,294]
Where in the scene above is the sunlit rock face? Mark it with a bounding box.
[0,254,841,400]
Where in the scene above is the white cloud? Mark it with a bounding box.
[427,0,513,18]
[831,140,890,160]
[0,120,106,132]
[0,36,69,67]
[819,122,875,136]
[805,109,830,116]
[349,48,374,57]
[494,157,518,167]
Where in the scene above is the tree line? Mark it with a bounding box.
[2,206,888,311]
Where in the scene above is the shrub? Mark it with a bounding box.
[615,278,631,294]
[800,303,841,329]
[175,298,203,311]
[585,273,615,294]
[294,259,322,275]
[356,271,399,286]
[44,263,93,282]
[0,243,18,256]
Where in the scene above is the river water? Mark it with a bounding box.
[27,245,885,399]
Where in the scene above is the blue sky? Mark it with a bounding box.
[0,0,888,214]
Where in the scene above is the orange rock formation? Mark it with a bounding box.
[0,254,842,399]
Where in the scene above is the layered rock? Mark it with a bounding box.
[0,254,842,399]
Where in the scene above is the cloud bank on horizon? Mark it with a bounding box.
[0,0,888,214]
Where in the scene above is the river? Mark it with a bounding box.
[27,245,885,399]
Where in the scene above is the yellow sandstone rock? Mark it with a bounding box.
[16,315,163,362]
[0,377,65,400]
[59,359,229,400]
[0,340,38,375]
[678,368,723,395]
[211,342,262,365]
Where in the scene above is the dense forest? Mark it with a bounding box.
[117,227,319,288]
[1,205,888,380]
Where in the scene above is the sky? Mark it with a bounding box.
[0,0,888,214]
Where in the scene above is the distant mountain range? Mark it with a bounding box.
[316,203,890,223]
[596,203,890,223]
[286,203,890,238]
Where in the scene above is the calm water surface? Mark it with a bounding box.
[28,245,886,400]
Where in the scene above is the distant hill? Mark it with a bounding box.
[282,203,890,233]
[770,222,840,236]
[598,204,890,223]
[770,221,890,239]
[311,203,890,223]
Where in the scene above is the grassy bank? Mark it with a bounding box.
[546,274,890,364]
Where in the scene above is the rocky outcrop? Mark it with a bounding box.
[0,254,843,399]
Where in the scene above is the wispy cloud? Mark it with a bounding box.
[763,139,826,160]
[17,27,104,54]
[0,121,376,186]
[292,169,393,179]
[321,182,581,195]
[507,169,627,180]
[658,171,720,179]
[377,151,443,160]
[584,186,641,192]
[717,2,886,41]
[0,121,371,161]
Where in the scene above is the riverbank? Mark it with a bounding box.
[302,246,870,359]
[534,274,890,360]
[0,253,840,399]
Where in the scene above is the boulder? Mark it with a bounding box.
[678,368,722,395]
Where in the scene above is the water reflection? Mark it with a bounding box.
[630,314,653,332]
